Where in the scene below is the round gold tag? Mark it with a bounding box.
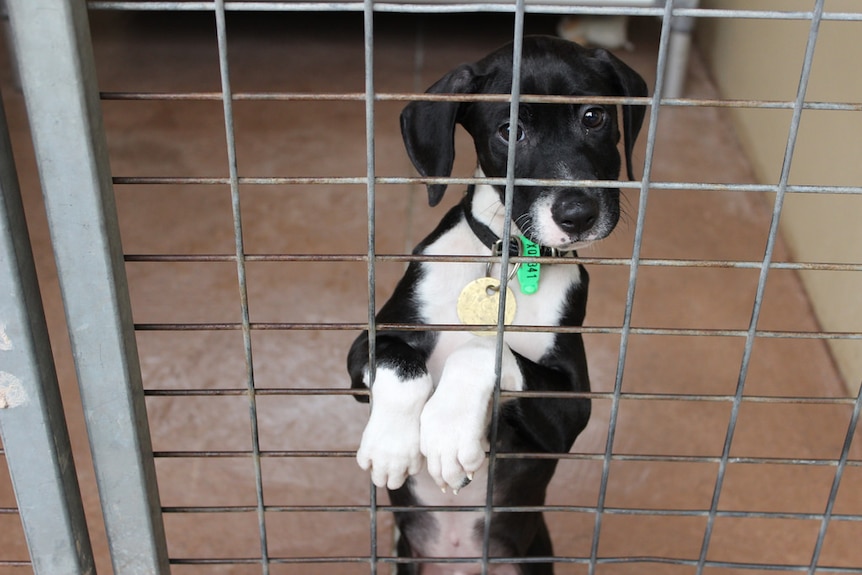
[456,278,517,336]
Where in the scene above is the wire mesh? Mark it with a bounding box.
[2,0,861,573]
[113,1,860,573]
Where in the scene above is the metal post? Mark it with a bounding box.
[663,0,699,99]
[5,0,171,573]
[0,90,96,575]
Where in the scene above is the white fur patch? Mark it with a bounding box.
[417,198,580,374]
[357,367,433,489]
[420,339,522,490]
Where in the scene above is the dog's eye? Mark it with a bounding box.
[498,122,526,143]
[581,107,607,130]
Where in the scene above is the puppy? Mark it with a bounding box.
[348,35,647,574]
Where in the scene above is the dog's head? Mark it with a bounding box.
[400,35,648,250]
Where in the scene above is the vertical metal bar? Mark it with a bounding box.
[4,0,171,573]
[362,1,379,574]
[808,382,862,574]
[404,20,425,253]
[587,2,676,573]
[482,3,526,574]
[212,2,270,573]
[694,2,825,572]
[0,91,96,575]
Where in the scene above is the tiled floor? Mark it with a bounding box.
[1,9,861,575]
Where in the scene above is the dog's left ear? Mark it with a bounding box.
[593,48,649,181]
[400,65,478,207]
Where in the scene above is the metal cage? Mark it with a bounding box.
[1,0,861,574]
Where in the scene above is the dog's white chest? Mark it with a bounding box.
[403,215,581,570]
[416,219,580,384]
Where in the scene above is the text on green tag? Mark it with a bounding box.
[517,235,541,295]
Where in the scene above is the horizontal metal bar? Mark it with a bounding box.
[170,555,367,565]
[163,554,862,573]
[111,175,862,197]
[124,252,862,274]
[0,560,32,567]
[132,322,862,342]
[89,2,664,15]
[149,448,862,469]
[100,90,862,112]
[675,8,862,22]
[144,387,862,407]
[85,0,862,22]
[158,504,862,523]
[147,387,366,397]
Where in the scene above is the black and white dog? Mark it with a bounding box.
[348,35,647,574]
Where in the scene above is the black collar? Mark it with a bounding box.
[462,185,565,258]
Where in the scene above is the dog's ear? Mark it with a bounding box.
[400,65,478,207]
[593,48,649,181]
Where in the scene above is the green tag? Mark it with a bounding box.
[517,235,541,295]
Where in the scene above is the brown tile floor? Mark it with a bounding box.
[1,9,861,575]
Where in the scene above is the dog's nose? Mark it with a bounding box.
[552,193,600,236]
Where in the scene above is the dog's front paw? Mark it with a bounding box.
[356,369,433,490]
[357,412,423,490]
[419,390,490,493]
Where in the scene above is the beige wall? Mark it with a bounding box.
[696,0,862,393]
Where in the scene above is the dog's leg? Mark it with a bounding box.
[350,334,433,490]
[395,528,420,575]
[521,515,554,575]
[419,338,523,491]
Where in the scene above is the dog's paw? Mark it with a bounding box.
[419,388,490,493]
[356,369,433,490]
[357,413,424,490]
[418,339,523,491]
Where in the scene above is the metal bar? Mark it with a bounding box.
[83,0,862,20]
[131,321,862,342]
[160,557,862,573]
[88,1,668,14]
[0,90,96,574]
[98,90,862,113]
[156,553,862,574]
[695,2,826,573]
[4,0,171,572]
[109,175,862,196]
[124,252,862,273]
[211,1,270,572]
[663,0,697,99]
[482,2,527,573]
[588,1,676,573]
[157,503,862,522]
[149,448,862,468]
[362,0,379,572]
[143,388,862,407]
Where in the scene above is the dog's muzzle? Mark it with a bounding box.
[535,187,619,248]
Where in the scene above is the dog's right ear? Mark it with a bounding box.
[400,65,478,207]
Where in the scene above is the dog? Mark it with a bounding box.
[348,35,647,574]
